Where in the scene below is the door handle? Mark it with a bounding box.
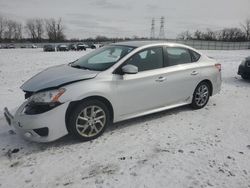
[156,76,166,82]
[191,71,199,76]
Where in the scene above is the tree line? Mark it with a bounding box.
[0,14,148,43]
[177,19,250,42]
[1,14,250,43]
[0,15,66,42]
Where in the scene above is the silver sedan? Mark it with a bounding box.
[4,41,221,142]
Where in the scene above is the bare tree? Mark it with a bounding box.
[13,22,22,40]
[241,19,250,41]
[177,30,192,40]
[201,29,217,41]
[26,19,44,41]
[3,19,22,41]
[194,30,203,40]
[218,28,245,41]
[35,19,44,41]
[4,20,15,39]
[95,35,108,42]
[0,15,6,41]
[26,19,36,40]
[45,18,65,41]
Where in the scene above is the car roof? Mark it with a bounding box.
[112,40,188,48]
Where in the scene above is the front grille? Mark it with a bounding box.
[33,127,49,137]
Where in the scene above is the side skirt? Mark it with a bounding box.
[114,102,190,123]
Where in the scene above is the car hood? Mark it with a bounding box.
[21,64,99,92]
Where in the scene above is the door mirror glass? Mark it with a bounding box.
[122,64,138,74]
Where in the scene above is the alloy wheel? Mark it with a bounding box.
[75,105,106,137]
[194,84,209,107]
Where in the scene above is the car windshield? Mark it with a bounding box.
[71,45,135,71]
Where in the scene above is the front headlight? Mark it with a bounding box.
[28,88,66,103]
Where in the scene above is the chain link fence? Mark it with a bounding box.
[1,40,250,50]
[166,39,250,50]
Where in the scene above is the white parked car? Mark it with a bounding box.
[31,44,37,49]
[4,41,221,142]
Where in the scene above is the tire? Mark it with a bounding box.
[191,82,211,109]
[67,99,110,141]
[241,74,249,80]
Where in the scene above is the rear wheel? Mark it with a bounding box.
[67,100,110,141]
[191,82,210,109]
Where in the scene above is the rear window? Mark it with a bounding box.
[166,47,192,66]
[189,50,201,62]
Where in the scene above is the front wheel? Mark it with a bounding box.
[67,100,110,141]
[191,82,211,109]
[241,74,249,80]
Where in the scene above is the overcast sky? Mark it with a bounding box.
[0,0,250,39]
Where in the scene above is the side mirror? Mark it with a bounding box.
[121,64,138,74]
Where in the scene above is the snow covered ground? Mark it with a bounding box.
[0,48,250,188]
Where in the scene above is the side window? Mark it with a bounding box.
[166,47,192,66]
[189,50,201,62]
[126,47,163,72]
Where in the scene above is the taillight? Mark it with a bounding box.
[215,63,221,72]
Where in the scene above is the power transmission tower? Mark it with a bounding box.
[159,16,165,39]
[150,18,155,39]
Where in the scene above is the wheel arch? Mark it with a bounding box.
[65,95,114,127]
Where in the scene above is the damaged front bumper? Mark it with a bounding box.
[3,101,70,142]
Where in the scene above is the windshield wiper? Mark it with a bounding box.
[70,64,90,70]
[71,64,81,68]
[68,59,78,65]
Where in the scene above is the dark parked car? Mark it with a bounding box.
[31,44,37,48]
[43,45,56,52]
[76,43,87,51]
[68,44,77,51]
[99,44,104,48]
[2,44,8,49]
[87,43,96,49]
[238,56,250,80]
[57,44,69,51]
[7,44,15,49]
